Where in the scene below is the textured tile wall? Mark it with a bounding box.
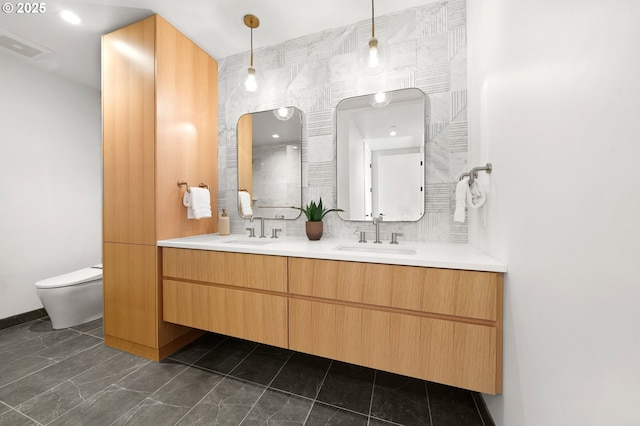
[217,0,467,243]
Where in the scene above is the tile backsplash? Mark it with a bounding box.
[217,0,468,243]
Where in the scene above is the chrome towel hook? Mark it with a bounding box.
[459,163,493,186]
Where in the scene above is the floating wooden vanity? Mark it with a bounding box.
[159,241,504,394]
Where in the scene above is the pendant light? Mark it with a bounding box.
[243,14,260,92]
[358,0,389,75]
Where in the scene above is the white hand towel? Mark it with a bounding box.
[238,190,253,217]
[454,177,468,223]
[182,187,212,219]
[467,180,486,209]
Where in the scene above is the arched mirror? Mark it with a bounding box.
[336,88,426,221]
[237,107,303,219]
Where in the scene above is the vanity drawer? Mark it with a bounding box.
[289,299,499,394]
[163,248,287,292]
[163,279,288,348]
[288,258,500,321]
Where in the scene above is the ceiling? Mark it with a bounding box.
[0,0,429,91]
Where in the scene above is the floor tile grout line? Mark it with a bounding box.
[167,334,229,368]
[313,359,333,401]
[236,350,294,425]
[295,359,393,423]
[471,392,489,426]
[0,322,92,361]
[300,358,333,425]
[0,339,107,397]
[171,366,236,425]
[225,341,262,377]
[172,340,271,426]
[367,370,377,426]
[265,350,294,389]
[6,404,44,426]
[107,357,196,426]
[41,356,153,426]
[7,344,123,417]
[425,381,434,426]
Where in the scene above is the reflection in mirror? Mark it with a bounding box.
[336,88,426,221]
[237,107,302,219]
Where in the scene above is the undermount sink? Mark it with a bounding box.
[222,239,273,246]
[333,244,417,256]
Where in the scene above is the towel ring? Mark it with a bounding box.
[177,181,209,193]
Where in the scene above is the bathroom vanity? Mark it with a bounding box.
[158,235,506,394]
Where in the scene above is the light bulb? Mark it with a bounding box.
[244,66,257,92]
[368,39,379,68]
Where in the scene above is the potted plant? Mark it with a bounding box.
[292,197,343,240]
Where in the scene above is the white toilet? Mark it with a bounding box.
[35,264,103,329]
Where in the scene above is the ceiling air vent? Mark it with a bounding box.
[0,34,44,58]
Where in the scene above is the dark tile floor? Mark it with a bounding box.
[0,318,493,426]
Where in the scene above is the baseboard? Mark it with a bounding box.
[0,308,48,330]
[473,393,496,426]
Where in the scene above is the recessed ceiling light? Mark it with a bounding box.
[390,126,397,137]
[60,10,81,25]
[272,134,280,138]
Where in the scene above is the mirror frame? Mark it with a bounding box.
[335,88,427,222]
[236,107,303,220]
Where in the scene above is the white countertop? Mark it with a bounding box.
[158,234,507,273]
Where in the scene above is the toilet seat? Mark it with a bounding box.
[35,264,102,289]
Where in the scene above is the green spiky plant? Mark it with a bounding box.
[292,197,343,222]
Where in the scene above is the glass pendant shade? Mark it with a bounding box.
[237,65,261,94]
[245,66,257,92]
[359,0,389,76]
[242,14,260,93]
[358,37,389,75]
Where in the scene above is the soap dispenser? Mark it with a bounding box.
[219,209,230,236]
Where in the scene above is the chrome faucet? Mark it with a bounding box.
[250,216,266,238]
[373,214,384,244]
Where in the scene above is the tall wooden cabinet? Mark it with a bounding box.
[102,15,218,361]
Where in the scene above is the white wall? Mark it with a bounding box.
[0,55,102,320]
[218,1,469,242]
[467,1,640,425]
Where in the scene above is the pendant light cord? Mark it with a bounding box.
[250,25,254,67]
[371,0,375,38]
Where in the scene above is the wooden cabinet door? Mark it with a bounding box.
[164,280,288,348]
[155,16,218,240]
[289,298,499,394]
[102,16,156,246]
[103,242,158,348]
[163,248,287,292]
[289,258,500,321]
